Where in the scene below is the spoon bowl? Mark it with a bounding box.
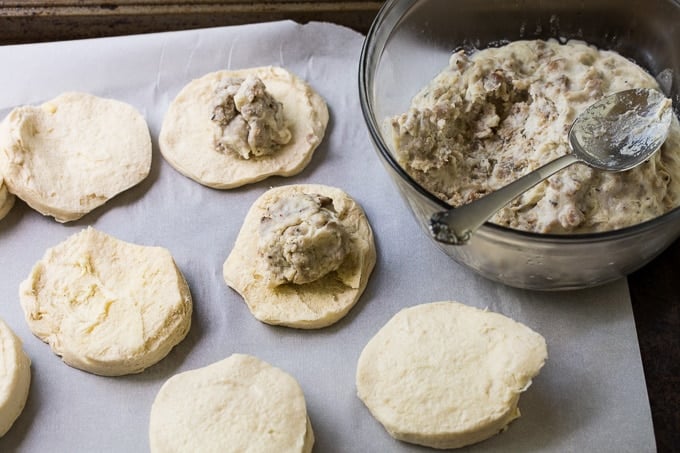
[570,88,673,171]
[429,88,673,245]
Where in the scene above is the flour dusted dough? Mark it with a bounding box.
[0,177,14,220]
[20,227,192,376]
[356,301,547,449]
[159,66,328,188]
[0,92,151,222]
[0,318,30,437]
[223,184,376,329]
[0,121,16,221]
[149,353,314,453]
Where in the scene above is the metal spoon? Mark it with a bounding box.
[429,88,674,245]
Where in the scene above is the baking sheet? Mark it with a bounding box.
[0,21,655,452]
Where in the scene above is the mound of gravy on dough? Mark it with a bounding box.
[212,75,292,159]
[258,192,350,287]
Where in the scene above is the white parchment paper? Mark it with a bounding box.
[0,21,655,452]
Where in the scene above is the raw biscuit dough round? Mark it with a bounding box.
[0,92,151,223]
[356,301,548,449]
[0,177,14,220]
[20,227,192,376]
[149,353,314,453]
[159,66,329,189]
[0,318,31,437]
[223,184,376,329]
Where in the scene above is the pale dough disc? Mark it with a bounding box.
[0,177,14,220]
[223,184,376,329]
[356,301,548,449]
[0,318,31,437]
[159,66,329,189]
[19,227,192,376]
[0,92,151,223]
[149,353,314,453]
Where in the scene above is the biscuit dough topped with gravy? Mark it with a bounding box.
[391,39,680,234]
[224,184,376,329]
[259,192,350,287]
[160,66,329,189]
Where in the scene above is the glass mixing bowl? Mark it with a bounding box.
[359,0,680,290]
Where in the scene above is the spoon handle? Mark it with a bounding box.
[429,153,580,245]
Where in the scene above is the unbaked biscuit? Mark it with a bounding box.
[20,227,192,376]
[149,354,313,453]
[223,184,376,329]
[0,318,30,437]
[0,177,14,220]
[356,301,547,449]
[0,92,151,222]
[159,66,328,189]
